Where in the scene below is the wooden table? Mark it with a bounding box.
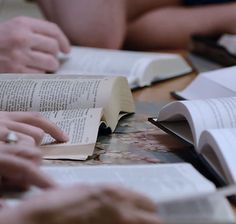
[133,72,197,102]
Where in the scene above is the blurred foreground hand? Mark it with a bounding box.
[1,184,160,224]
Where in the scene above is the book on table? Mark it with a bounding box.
[149,96,236,186]
[0,74,135,160]
[173,65,236,100]
[190,34,236,66]
[41,163,235,223]
[57,46,192,89]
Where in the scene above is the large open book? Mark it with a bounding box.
[149,97,236,185]
[43,163,215,201]
[173,66,236,100]
[0,74,135,160]
[42,163,235,222]
[57,46,192,89]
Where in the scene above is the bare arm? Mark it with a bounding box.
[37,0,236,50]
[37,0,127,49]
[126,3,236,50]
[0,111,69,145]
[36,0,182,49]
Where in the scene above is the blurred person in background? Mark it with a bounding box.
[1,0,235,72]
[37,0,236,50]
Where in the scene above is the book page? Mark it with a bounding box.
[218,34,236,55]
[158,97,236,149]
[0,77,113,112]
[158,193,235,223]
[41,108,102,145]
[40,108,103,160]
[42,163,215,202]
[175,66,236,100]
[199,128,236,184]
[57,47,191,88]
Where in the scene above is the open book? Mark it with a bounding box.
[57,46,192,89]
[173,66,236,100]
[43,163,215,202]
[149,97,236,185]
[0,74,135,160]
[41,163,235,222]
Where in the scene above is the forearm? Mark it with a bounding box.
[37,0,127,49]
[126,3,236,50]
[0,208,26,224]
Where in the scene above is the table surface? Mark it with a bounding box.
[133,72,197,102]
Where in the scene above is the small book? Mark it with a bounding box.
[0,74,135,160]
[190,34,236,66]
[173,66,236,100]
[57,46,192,89]
[149,97,236,185]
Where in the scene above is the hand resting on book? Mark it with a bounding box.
[2,184,160,224]
[0,111,69,145]
[0,109,160,224]
[0,17,70,73]
[0,145,160,224]
[0,111,69,190]
[0,141,55,191]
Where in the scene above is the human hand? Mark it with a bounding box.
[0,16,70,73]
[15,184,160,224]
[0,149,55,191]
[0,111,69,145]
